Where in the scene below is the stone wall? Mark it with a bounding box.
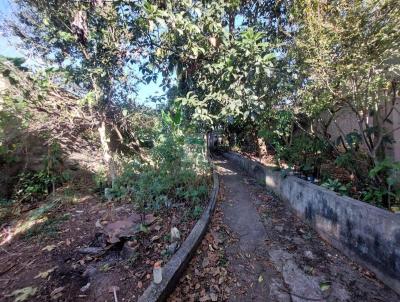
[223,152,400,295]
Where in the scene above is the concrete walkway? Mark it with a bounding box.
[216,157,399,302]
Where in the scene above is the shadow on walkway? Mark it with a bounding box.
[215,156,399,302]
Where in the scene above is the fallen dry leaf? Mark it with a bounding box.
[42,244,57,252]
[34,266,57,279]
[6,287,37,302]
[199,294,210,302]
[50,286,65,300]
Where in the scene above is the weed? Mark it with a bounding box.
[281,135,328,177]
[163,234,171,242]
[93,167,108,193]
[321,179,350,196]
[23,213,70,239]
[361,187,386,208]
[218,250,229,267]
[192,205,203,219]
[12,142,66,205]
[109,109,210,219]
[125,252,140,266]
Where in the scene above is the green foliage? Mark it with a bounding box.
[13,142,65,203]
[364,160,400,209]
[334,152,362,176]
[344,132,363,150]
[291,0,400,162]
[258,109,294,161]
[321,179,350,196]
[7,1,156,181]
[334,153,353,169]
[0,55,27,71]
[121,141,208,215]
[281,135,328,175]
[108,105,210,218]
[145,1,276,126]
[362,187,387,208]
[0,58,60,175]
[292,0,400,112]
[192,205,203,219]
[11,0,147,108]
[4,0,399,215]
[14,171,53,200]
[368,160,400,181]
[0,64,30,166]
[93,167,109,193]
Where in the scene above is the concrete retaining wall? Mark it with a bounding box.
[224,152,400,294]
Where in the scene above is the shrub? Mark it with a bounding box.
[12,142,65,203]
[109,107,210,219]
[363,160,400,210]
[321,179,350,196]
[281,135,329,176]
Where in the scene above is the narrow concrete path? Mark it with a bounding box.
[216,156,399,302]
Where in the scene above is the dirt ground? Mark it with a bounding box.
[0,174,202,302]
[168,191,234,302]
[170,156,400,301]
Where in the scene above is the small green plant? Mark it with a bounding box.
[14,171,53,202]
[44,142,64,193]
[125,252,140,266]
[362,187,387,208]
[13,142,65,203]
[192,205,203,219]
[218,250,229,267]
[258,109,294,163]
[334,151,370,182]
[321,179,350,196]
[93,167,109,193]
[178,184,208,204]
[365,160,400,209]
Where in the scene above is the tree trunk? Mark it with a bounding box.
[98,118,117,185]
[257,137,267,161]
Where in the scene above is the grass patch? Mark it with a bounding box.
[23,213,70,239]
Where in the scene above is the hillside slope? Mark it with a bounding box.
[0,57,103,204]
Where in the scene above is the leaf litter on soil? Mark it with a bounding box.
[168,190,237,302]
[0,193,208,302]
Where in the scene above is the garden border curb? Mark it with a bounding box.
[137,157,219,302]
